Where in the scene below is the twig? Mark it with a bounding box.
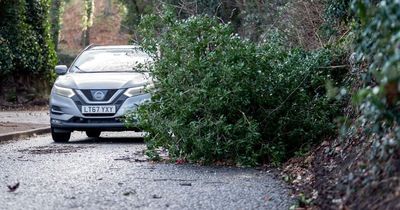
[302,1,323,48]
[229,8,237,19]
[338,29,351,42]
[239,110,251,125]
[269,71,311,116]
[318,65,349,69]
[214,2,222,17]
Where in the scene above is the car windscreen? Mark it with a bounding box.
[70,49,152,73]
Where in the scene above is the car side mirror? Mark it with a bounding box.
[55,65,68,75]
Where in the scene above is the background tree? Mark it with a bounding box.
[82,0,94,47]
[118,0,154,35]
[49,0,65,50]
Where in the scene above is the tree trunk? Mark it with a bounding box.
[82,0,94,47]
[82,27,91,47]
[104,0,112,16]
[49,0,64,51]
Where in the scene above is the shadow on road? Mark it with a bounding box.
[65,137,145,144]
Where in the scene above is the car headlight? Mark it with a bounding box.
[53,85,75,98]
[124,86,146,97]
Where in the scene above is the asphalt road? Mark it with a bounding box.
[0,132,294,210]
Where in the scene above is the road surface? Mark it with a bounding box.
[0,132,293,210]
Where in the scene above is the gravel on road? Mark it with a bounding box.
[0,132,294,210]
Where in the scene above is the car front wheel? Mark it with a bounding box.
[51,127,71,143]
[86,131,101,138]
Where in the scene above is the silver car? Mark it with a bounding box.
[50,45,152,142]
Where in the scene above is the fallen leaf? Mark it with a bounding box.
[176,159,186,165]
[264,195,271,201]
[7,182,19,192]
[123,190,136,196]
[152,194,162,199]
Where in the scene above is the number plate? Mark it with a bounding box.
[82,105,116,114]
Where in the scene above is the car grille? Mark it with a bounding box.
[80,89,118,101]
[71,89,128,116]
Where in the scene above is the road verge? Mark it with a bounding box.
[0,126,50,142]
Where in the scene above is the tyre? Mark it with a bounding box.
[51,127,71,143]
[86,130,101,138]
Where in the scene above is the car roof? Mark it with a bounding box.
[88,45,141,51]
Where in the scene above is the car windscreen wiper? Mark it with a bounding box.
[73,65,88,73]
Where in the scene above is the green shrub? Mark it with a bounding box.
[128,13,344,166]
[0,0,56,75]
[324,0,352,25]
[0,37,13,79]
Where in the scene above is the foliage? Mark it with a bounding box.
[0,0,56,100]
[0,37,13,79]
[331,0,400,207]
[118,0,154,34]
[352,0,400,148]
[324,0,352,25]
[321,0,380,37]
[118,0,239,36]
[321,0,352,38]
[126,13,344,166]
[120,0,328,47]
[162,0,241,28]
[0,0,56,75]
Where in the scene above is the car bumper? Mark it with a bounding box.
[50,93,150,131]
[51,120,140,132]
